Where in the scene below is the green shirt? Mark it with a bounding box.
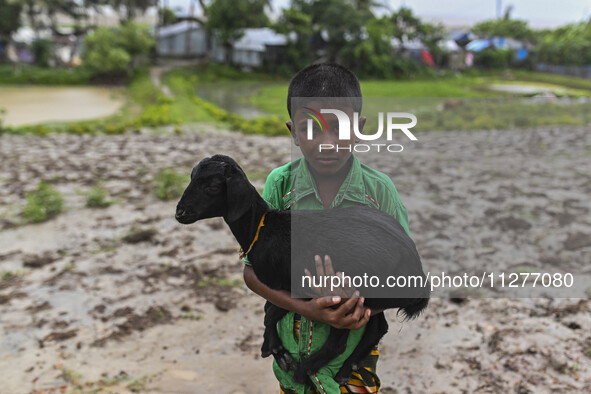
[248,155,410,393]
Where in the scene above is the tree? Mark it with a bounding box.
[82,22,154,77]
[0,0,22,62]
[534,21,591,66]
[273,7,313,72]
[108,0,157,24]
[205,0,269,65]
[160,7,176,26]
[472,17,534,41]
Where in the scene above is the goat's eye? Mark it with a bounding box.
[206,186,220,193]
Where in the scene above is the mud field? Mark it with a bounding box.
[0,124,590,393]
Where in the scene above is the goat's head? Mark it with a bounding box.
[175,155,256,224]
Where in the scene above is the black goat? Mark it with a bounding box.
[175,154,430,385]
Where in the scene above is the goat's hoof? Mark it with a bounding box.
[261,349,271,358]
[275,350,297,372]
[335,370,351,385]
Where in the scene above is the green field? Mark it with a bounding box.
[1,64,590,136]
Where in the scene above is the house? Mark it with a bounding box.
[157,21,208,57]
[211,27,288,68]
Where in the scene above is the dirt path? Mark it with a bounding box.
[0,124,590,393]
[149,59,204,98]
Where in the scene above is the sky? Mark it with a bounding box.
[166,0,590,28]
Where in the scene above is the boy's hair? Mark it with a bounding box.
[287,63,362,119]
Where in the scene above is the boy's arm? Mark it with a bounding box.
[243,168,371,329]
[243,265,371,329]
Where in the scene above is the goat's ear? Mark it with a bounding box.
[225,173,254,222]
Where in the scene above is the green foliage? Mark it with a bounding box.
[192,95,286,136]
[154,169,189,200]
[31,39,53,68]
[534,21,591,66]
[416,98,589,131]
[272,3,438,77]
[81,23,154,77]
[82,27,131,76]
[23,182,63,223]
[474,48,513,69]
[0,0,22,51]
[160,7,177,26]
[473,18,534,41]
[206,0,269,59]
[118,22,155,60]
[109,0,157,24]
[86,186,113,208]
[0,65,91,85]
[126,375,148,392]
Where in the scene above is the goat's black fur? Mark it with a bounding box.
[176,154,430,385]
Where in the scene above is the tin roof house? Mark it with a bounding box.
[211,27,288,69]
[157,21,208,57]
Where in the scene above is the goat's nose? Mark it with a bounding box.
[176,207,186,217]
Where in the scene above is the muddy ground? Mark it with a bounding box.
[0,123,590,393]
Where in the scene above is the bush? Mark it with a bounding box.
[86,186,112,208]
[0,65,91,85]
[32,39,53,67]
[23,182,63,223]
[154,169,189,200]
[81,23,154,77]
[474,48,512,69]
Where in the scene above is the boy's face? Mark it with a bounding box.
[287,101,366,176]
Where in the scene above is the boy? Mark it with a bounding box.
[243,63,411,393]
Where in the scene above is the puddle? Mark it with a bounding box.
[0,86,124,126]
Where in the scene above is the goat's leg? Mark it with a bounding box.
[334,313,389,385]
[292,326,350,384]
[261,302,297,372]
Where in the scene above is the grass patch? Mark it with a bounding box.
[0,65,91,85]
[154,169,189,201]
[198,277,243,288]
[126,375,148,392]
[85,185,113,208]
[22,182,63,223]
[181,312,202,320]
[1,270,26,279]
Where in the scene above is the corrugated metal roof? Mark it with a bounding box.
[233,28,287,52]
[158,21,202,38]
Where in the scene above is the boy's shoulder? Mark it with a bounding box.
[265,156,403,204]
[357,160,405,208]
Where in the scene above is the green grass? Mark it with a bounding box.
[2,65,590,136]
[512,70,591,92]
[0,65,91,85]
[22,182,63,223]
[86,185,113,208]
[245,70,591,132]
[154,169,189,201]
[197,277,243,288]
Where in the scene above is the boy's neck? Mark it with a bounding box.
[308,156,353,209]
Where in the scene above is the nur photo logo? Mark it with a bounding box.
[304,107,418,153]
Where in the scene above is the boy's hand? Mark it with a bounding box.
[302,255,371,330]
[304,255,355,299]
[303,294,371,330]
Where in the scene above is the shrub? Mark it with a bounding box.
[154,169,189,200]
[474,48,512,69]
[81,23,154,77]
[23,182,63,223]
[86,186,112,208]
[31,39,53,67]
